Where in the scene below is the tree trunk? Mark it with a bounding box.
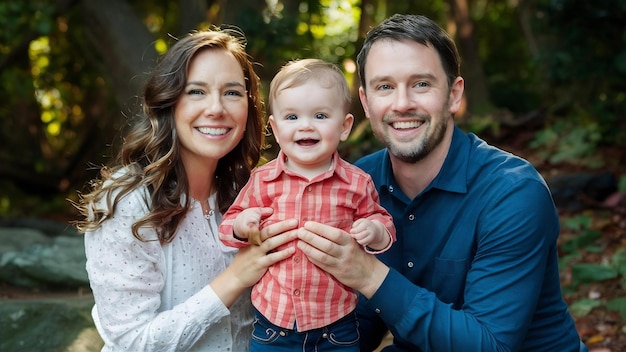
[447,0,491,117]
[178,0,208,35]
[79,0,158,110]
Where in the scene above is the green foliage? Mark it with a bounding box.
[560,215,626,318]
[606,297,626,321]
[474,0,541,113]
[529,119,603,168]
[532,0,626,146]
[569,298,602,317]
[571,263,618,287]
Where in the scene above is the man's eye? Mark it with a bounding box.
[415,82,429,88]
[378,84,392,91]
[314,113,328,119]
[286,114,297,120]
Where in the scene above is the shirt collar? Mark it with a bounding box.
[380,125,468,195]
[262,150,348,183]
[430,125,468,194]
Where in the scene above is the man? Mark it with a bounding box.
[296,14,587,351]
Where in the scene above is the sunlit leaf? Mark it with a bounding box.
[41,111,54,123]
[154,38,167,55]
[47,121,61,136]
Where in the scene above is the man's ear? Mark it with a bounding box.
[359,86,370,120]
[268,115,279,144]
[448,77,464,115]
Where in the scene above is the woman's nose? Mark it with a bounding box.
[203,93,224,116]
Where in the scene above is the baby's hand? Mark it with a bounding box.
[350,218,386,248]
[350,218,376,246]
[233,207,273,246]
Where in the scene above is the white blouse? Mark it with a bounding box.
[84,186,253,351]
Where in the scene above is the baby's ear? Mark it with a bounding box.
[267,115,279,143]
[340,113,354,141]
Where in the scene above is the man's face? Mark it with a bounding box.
[359,39,462,163]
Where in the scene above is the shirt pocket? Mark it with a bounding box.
[432,257,469,307]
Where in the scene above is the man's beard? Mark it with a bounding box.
[377,112,449,163]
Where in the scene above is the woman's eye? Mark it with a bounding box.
[188,89,204,95]
[225,90,244,97]
[223,89,245,101]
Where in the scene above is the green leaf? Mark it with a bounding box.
[606,297,626,321]
[560,229,600,254]
[562,215,592,231]
[569,298,601,317]
[571,263,618,286]
[612,248,626,273]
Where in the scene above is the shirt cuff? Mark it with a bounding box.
[188,284,231,328]
[364,229,394,254]
[366,268,420,325]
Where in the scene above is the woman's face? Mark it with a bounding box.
[174,49,248,172]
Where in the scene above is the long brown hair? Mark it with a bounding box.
[73,28,264,243]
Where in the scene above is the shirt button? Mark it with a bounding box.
[407,261,414,268]
[294,256,301,263]
[408,214,415,221]
[294,289,300,296]
[308,186,312,191]
[388,185,394,192]
[375,308,381,314]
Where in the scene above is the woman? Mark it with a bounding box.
[73,28,297,351]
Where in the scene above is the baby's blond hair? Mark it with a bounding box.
[268,58,351,115]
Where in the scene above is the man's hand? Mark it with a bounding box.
[296,221,390,299]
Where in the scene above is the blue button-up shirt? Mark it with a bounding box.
[355,126,584,351]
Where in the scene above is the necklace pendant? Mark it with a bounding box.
[204,209,214,220]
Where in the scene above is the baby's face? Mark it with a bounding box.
[269,80,353,177]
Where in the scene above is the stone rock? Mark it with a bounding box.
[0,296,103,351]
[0,228,88,289]
[0,221,102,351]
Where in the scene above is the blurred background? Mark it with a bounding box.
[0,0,625,350]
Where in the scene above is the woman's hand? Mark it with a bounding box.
[212,219,298,307]
[296,220,389,298]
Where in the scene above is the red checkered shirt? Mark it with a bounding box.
[219,151,396,331]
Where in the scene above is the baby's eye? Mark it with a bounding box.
[286,114,298,120]
[314,113,328,119]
